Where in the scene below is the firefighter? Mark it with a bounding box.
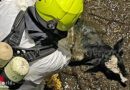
[0,0,83,89]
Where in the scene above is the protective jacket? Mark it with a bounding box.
[3,6,67,62]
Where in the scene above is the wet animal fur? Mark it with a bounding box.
[69,20,127,86]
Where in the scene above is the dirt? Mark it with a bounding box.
[59,0,130,90]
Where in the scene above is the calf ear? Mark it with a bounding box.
[114,38,123,53]
[119,50,123,56]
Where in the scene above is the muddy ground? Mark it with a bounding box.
[59,0,130,90]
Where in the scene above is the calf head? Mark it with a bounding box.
[84,38,127,84]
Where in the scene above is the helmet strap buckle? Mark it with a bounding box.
[47,20,57,30]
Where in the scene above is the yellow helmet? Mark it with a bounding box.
[36,0,83,31]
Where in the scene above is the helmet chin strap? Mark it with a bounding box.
[35,8,67,38]
[35,8,57,30]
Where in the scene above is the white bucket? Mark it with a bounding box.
[4,57,29,83]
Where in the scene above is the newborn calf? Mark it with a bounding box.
[69,23,127,85]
